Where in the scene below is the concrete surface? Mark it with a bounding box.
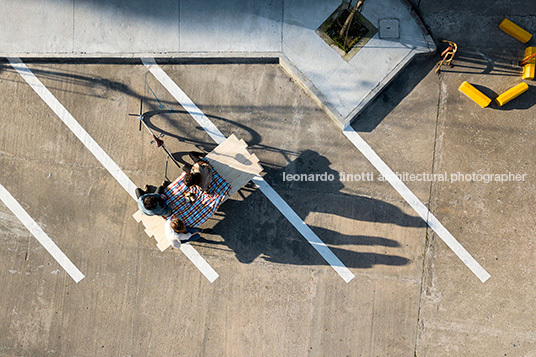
[0,0,434,127]
[1,0,536,356]
[404,1,536,355]
[0,61,428,356]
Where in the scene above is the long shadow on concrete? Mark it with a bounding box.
[0,62,138,100]
[352,55,436,132]
[199,193,411,268]
[198,150,419,269]
[141,108,417,268]
[263,149,425,227]
[9,63,417,269]
[33,0,329,31]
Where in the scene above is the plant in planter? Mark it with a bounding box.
[317,0,376,61]
[327,0,368,53]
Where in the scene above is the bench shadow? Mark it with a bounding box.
[197,196,410,269]
[194,149,422,269]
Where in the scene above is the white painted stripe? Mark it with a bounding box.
[0,184,85,283]
[9,58,219,283]
[143,58,355,283]
[142,58,227,145]
[180,243,219,283]
[8,58,138,200]
[252,176,355,282]
[342,125,490,283]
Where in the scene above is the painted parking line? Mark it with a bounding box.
[343,124,490,283]
[8,57,219,283]
[251,176,354,282]
[142,57,355,283]
[0,184,85,283]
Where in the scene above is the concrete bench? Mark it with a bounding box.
[205,134,263,198]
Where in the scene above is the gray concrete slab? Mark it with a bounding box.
[0,65,141,356]
[416,71,536,356]
[0,61,427,356]
[180,0,282,52]
[0,0,434,128]
[2,2,535,355]
[406,1,536,355]
[281,0,435,126]
[1,0,74,53]
[74,0,180,53]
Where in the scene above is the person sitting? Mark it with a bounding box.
[183,151,213,192]
[164,218,202,248]
[135,181,171,216]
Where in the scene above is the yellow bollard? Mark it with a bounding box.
[499,18,532,43]
[495,82,529,106]
[523,47,536,64]
[459,81,492,108]
[522,47,536,80]
[523,64,535,80]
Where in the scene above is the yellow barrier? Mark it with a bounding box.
[523,64,535,80]
[524,47,536,64]
[459,81,492,108]
[495,82,529,106]
[522,47,536,80]
[499,18,532,43]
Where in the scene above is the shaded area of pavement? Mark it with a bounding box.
[407,0,536,355]
[0,62,426,356]
[1,0,434,127]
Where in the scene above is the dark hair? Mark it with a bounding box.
[184,173,201,187]
[171,219,186,233]
[143,195,159,210]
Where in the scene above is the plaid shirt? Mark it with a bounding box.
[163,163,231,227]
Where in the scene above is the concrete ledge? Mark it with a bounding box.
[1,0,436,130]
[0,55,280,66]
[279,54,347,128]
[0,52,281,60]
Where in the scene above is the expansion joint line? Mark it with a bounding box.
[342,122,490,283]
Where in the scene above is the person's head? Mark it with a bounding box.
[170,218,186,233]
[142,195,159,210]
[184,172,202,187]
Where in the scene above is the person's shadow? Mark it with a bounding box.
[195,150,424,269]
